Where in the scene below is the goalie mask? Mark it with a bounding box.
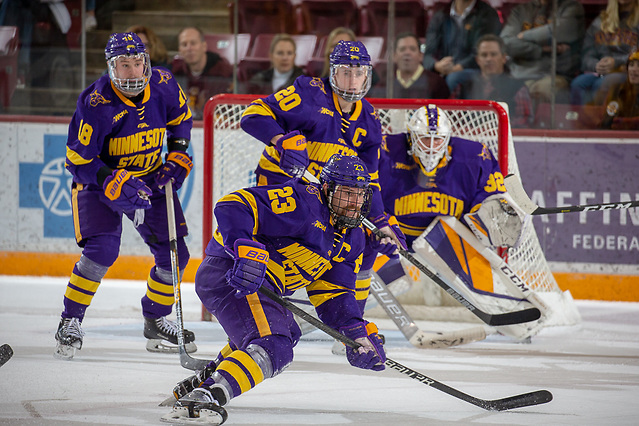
[320,154,372,230]
[407,105,453,173]
[105,32,152,97]
[329,40,373,103]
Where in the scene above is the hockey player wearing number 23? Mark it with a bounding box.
[162,155,386,425]
[55,32,196,360]
[240,40,407,310]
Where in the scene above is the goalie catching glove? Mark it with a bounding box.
[226,238,270,298]
[155,150,193,190]
[464,193,527,248]
[103,169,152,211]
[368,213,408,258]
[340,321,386,371]
[275,131,309,178]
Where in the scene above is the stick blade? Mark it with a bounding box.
[486,307,541,326]
[0,344,13,367]
[409,327,487,348]
[483,390,553,411]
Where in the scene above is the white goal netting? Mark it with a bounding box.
[202,95,580,327]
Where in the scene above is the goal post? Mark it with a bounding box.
[201,94,580,327]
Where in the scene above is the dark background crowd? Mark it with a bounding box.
[1,0,638,130]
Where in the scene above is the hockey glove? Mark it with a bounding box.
[155,151,193,190]
[340,322,386,371]
[103,169,152,211]
[275,131,309,178]
[226,238,270,298]
[368,213,407,258]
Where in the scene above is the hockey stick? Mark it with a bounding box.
[258,286,552,411]
[302,170,540,327]
[504,173,639,215]
[166,180,212,371]
[369,273,487,348]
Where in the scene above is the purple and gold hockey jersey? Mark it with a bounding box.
[206,179,366,330]
[380,133,506,246]
[65,68,192,186]
[240,76,385,217]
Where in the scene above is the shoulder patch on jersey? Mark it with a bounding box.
[306,184,323,203]
[157,68,172,85]
[478,144,493,161]
[89,89,110,107]
[309,77,327,95]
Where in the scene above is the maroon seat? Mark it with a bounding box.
[361,0,428,38]
[0,26,19,108]
[228,0,295,37]
[203,33,251,65]
[297,0,360,36]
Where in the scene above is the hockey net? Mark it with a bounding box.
[202,95,580,327]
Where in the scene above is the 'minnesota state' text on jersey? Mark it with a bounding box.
[206,179,366,330]
[239,76,385,218]
[66,68,192,186]
[380,133,506,246]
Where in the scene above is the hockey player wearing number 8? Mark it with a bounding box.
[55,32,197,360]
[162,154,386,425]
[240,39,406,317]
[369,105,539,341]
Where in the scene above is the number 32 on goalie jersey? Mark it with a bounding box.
[268,187,297,214]
[484,172,506,193]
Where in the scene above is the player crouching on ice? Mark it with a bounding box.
[370,105,542,341]
[162,154,386,425]
[55,32,196,359]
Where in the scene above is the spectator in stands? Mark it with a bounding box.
[370,32,449,99]
[240,34,306,95]
[86,0,97,31]
[423,0,502,93]
[599,49,639,129]
[126,25,169,70]
[454,34,533,128]
[321,27,356,78]
[500,0,585,106]
[571,0,639,106]
[172,27,233,119]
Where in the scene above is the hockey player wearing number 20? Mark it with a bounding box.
[162,155,386,425]
[240,39,406,314]
[55,32,196,360]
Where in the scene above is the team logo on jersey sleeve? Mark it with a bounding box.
[89,89,110,107]
[479,144,493,161]
[309,77,327,94]
[157,69,172,85]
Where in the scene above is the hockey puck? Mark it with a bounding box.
[0,343,14,367]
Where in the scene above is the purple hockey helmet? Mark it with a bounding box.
[329,40,373,102]
[105,32,152,96]
[320,154,372,229]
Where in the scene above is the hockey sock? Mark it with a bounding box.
[141,267,175,318]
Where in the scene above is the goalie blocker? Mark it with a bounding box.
[412,216,545,342]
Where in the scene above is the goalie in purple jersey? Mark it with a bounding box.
[370,105,525,299]
[162,154,386,425]
[54,32,196,360]
[240,39,406,315]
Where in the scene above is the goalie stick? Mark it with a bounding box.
[504,173,639,215]
[302,171,540,327]
[369,273,487,348]
[166,180,212,371]
[259,286,553,411]
[0,344,13,368]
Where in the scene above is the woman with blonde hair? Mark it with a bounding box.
[126,25,170,69]
[571,0,639,105]
[600,49,639,129]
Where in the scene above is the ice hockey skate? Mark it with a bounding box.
[161,387,228,425]
[173,362,217,400]
[54,317,84,360]
[144,316,197,353]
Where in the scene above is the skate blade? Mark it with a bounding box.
[146,340,197,354]
[160,406,224,425]
[159,394,177,406]
[53,342,78,360]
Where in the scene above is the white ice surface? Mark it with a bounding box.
[1,275,638,425]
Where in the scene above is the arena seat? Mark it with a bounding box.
[228,0,295,36]
[203,33,251,65]
[360,0,428,38]
[297,0,360,36]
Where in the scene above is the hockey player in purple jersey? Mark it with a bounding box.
[371,105,525,295]
[240,39,405,313]
[162,154,386,425]
[54,32,196,360]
